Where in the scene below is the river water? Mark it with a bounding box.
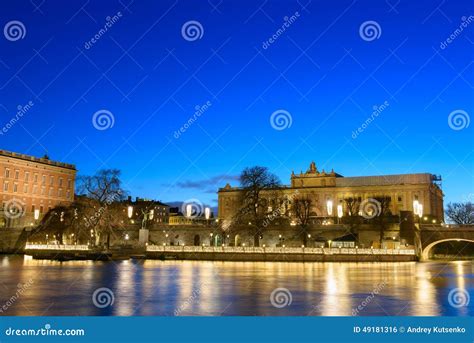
[0,255,472,316]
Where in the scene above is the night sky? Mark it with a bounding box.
[0,0,473,209]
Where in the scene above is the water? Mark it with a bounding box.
[0,255,472,316]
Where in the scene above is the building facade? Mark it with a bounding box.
[0,150,76,227]
[218,162,444,224]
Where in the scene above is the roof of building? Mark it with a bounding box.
[335,173,434,187]
[0,149,76,170]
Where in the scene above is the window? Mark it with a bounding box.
[50,176,54,185]
[59,178,63,187]
[3,182,8,191]
[13,183,18,193]
[23,184,28,193]
[33,185,38,194]
[34,174,38,183]
[67,190,71,199]
[14,170,19,179]
[68,179,72,188]
[58,189,63,197]
[49,188,53,196]
[42,175,46,185]
[4,169,10,178]
[32,205,35,212]
[41,187,45,195]
[25,172,29,182]
[398,196,402,202]
[40,206,44,213]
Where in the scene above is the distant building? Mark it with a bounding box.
[0,150,76,227]
[168,206,215,225]
[218,161,444,224]
[125,197,170,225]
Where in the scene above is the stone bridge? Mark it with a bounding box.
[415,225,474,260]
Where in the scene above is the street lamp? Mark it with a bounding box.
[127,205,133,219]
[337,204,343,223]
[326,200,333,216]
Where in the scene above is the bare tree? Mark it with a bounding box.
[372,196,392,246]
[293,196,312,245]
[235,166,281,247]
[76,169,126,248]
[344,197,361,241]
[445,202,474,224]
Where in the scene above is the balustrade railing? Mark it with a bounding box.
[146,245,415,255]
[25,244,90,251]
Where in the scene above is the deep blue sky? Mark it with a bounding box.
[1,0,473,208]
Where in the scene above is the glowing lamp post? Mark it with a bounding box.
[326,200,333,217]
[337,204,343,223]
[34,209,40,221]
[186,204,193,218]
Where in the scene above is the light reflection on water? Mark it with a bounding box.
[0,255,472,316]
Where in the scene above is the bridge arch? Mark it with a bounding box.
[421,238,474,260]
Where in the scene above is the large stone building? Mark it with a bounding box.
[0,150,76,228]
[218,162,444,225]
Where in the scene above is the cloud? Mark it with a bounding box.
[172,174,239,190]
